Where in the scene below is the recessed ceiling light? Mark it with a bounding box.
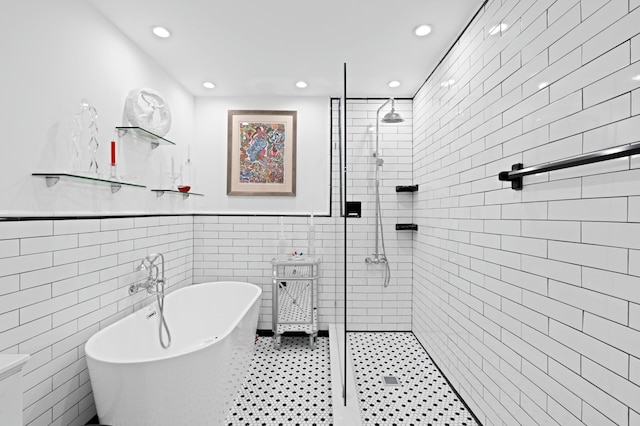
[296,81,308,88]
[488,23,508,36]
[441,79,455,87]
[632,74,640,81]
[152,26,172,38]
[388,80,400,88]
[538,82,549,89]
[414,24,432,37]
[202,81,215,89]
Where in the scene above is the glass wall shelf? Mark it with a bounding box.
[150,189,203,199]
[32,173,146,194]
[115,126,176,149]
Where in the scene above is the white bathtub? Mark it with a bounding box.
[85,281,261,426]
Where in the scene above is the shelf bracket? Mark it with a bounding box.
[155,190,165,198]
[44,176,60,187]
[117,128,159,149]
[110,183,122,194]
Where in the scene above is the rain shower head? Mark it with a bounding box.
[374,98,404,157]
[381,109,404,123]
[380,99,404,123]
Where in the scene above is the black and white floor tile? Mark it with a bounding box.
[225,335,333,426]
[349,332,478,426]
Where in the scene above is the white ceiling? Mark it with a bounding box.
[89,0,484,98]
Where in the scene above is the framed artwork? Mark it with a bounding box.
[227,110,297,196]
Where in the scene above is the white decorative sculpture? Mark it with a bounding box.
[124,88,171,136]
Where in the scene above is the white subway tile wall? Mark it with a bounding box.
[413,1,640,425]
[0,216,193,426]
[344,99,413,331]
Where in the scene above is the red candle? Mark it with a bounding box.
[110,141,116,166]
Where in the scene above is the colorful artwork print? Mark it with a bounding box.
[238,122,286,184]
[227,110,296,196]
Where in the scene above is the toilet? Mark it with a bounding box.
[0,354,30,426]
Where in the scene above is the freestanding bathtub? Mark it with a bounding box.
[85,281,261,426]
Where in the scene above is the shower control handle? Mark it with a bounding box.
[365,255,387,265]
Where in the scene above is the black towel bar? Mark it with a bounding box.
[498,141,640,190]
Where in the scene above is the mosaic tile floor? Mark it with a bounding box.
[349,332,479,426]
[226,332,478,426]
[225,335,333,426]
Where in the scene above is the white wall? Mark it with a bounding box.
[0,0,195,217]
[412,1,640,425]
[193,96,331,214]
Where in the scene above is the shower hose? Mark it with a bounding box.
[156,279,172,349]
[376,181,391,288]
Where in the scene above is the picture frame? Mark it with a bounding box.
[227,110,297,196]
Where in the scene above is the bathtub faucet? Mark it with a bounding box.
[129,253,172,348]
[129,253,166,296]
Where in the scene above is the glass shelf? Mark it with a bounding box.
[150,189,203,199]
[32,173,146,193]
[115,126,176,148]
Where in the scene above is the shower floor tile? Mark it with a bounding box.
[349,332,479,426]
[225,335,333,426]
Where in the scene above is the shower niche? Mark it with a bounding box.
[345,201,361,218]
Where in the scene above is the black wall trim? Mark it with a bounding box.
[192,213,331,218]
[346,97,413,101]
[413,0,489,98]
[0,213,333,221]
[0,213,194,221]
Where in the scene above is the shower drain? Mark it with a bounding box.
[382,375,401,386]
